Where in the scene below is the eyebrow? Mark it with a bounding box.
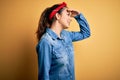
[66,10,71,14]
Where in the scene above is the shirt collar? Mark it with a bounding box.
[46,28,63,40]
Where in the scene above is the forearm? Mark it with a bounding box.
[74,13,91,38]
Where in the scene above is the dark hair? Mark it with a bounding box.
[36,4,64,42]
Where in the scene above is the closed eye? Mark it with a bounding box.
[67,13,70,16]
[67,12,71,16]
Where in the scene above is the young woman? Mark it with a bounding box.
[36,2,91,80]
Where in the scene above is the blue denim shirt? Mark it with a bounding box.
[36,13,91,80]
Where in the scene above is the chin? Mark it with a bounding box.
[63,24,70,29]
[64,26,69,29]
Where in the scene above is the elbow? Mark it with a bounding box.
[86,28,91,37]
[83,31,91,39]
[87,31,91,38]
[86,34,91,39]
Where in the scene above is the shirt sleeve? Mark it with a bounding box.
[36,39,52,80]
[68,13,91,42]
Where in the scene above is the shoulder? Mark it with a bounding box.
[36,36,51,52]
[37,33,51,46]
[62,29,73,37]
[61,30,72,41]
[61,29,70,35]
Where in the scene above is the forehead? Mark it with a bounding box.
[62,7,69,13]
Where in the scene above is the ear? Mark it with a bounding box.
[55,13,61,20]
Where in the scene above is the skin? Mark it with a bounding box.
[50,7,80,38]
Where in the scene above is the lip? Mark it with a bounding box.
[67,22,70,26]
[68,20,71,24]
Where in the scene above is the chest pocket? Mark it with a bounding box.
[52,45,69,65]
[53,46,66,59]
[66,43,74,53]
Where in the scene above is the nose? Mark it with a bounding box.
[69,12,72,22]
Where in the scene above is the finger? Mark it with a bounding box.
[67,9,80,13]
[67,8,74,12]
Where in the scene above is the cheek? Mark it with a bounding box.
[60,17,66,23]
[62,16,68,22]
[59,15,69,25]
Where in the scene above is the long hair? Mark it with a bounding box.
[36,4,64,42]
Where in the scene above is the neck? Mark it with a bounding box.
[50,21,63,38]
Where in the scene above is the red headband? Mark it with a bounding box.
[49,2,67,20]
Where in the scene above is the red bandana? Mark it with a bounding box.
[49,2,67,20]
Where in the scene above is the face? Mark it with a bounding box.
[58,8,72,29]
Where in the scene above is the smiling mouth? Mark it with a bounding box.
[68,22,71,26]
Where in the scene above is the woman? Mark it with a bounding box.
[36,2,91,80]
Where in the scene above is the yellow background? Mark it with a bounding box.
[0,0,120,80]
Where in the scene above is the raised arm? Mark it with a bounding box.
[67,9,91,41]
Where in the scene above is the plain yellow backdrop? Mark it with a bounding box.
[0,0,120,80]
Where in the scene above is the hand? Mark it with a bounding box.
[67,9,80,17]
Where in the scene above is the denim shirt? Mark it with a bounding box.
[36,13,91,80]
